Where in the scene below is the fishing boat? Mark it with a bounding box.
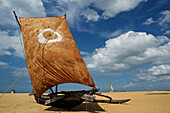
[110,82,114,92]
[14,11,130,109]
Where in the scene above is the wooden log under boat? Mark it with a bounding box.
[93,99,131,104]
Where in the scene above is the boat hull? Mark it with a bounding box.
[34,94,85,109]
[34,89,97,109]
[50,96,84,109]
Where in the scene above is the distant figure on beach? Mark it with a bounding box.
[11,90,15,94]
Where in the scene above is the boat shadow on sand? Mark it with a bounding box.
[45,102,105,112]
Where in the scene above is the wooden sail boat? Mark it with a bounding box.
[110,82,114,92]
[15,12,130,109]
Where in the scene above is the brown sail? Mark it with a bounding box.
[19,15,95,97]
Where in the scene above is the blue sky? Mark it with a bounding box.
[0,0,170,93]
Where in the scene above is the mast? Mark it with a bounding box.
[13,11,21,28]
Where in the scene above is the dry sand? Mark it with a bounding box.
[0,91,170,113]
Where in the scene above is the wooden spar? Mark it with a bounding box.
[50,88,54,93]
[95,93,112,101]
[13,11,21,28]
[55,85,58,93]
[64,14,66,18]
[93,99,131,104]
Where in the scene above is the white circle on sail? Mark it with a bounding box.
[38,28,62,44]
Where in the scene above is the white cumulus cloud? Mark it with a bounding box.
[135,65,170,82]
[87,31,170,75]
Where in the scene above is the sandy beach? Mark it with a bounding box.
[0,91,170,113]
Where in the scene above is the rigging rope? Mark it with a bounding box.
[0,68,28,99]
[0,11,28,99]
[0,12,66,99]
[17,21,26,60]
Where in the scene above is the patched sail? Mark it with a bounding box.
[19,15,95,97]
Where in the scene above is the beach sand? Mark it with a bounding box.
[0,91,170,113]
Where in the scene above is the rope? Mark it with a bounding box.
[0,13,28,99]
[0,68,28,99]
[17,24,25,59]
[0,13,66,99]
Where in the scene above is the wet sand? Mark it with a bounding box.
[0,91,170,113]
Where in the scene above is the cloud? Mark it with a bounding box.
[164,30,170,35]
[43,0,146,28]
[87,31,170,75]
[10,67,29,78]
[0,0,46,27]
[80,51,91,56]
[81,8,100,22]
[143,17,155,25]
[0,61,8,66]
[123,82,133,88]
[100,29,123,38]
[135,65,170,82]
[158,10,170,26]
[0,30,25,58]
[143,10,170,34]
[148,65,170,76]
[93,0,146,20]
[143,10,170,26]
